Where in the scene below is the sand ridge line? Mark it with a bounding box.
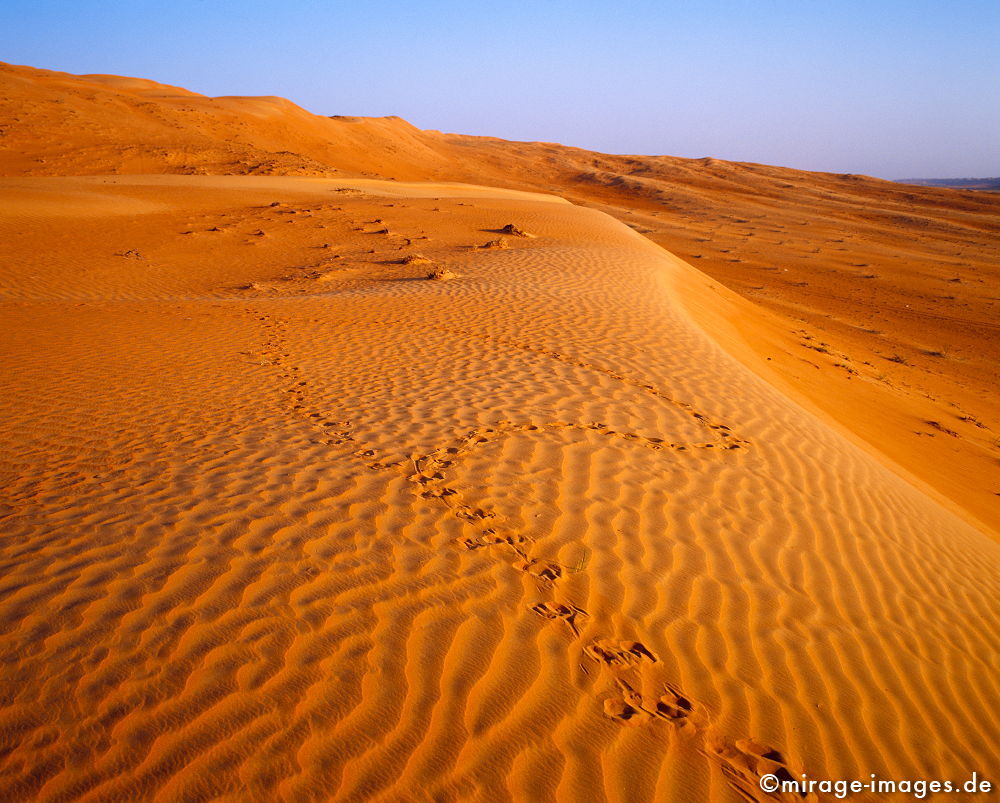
[5,69,999,530]
[224,205,745,454]
[219,207,744,456]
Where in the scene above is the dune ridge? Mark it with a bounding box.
[1,175,998,800]
[3,61,997,535]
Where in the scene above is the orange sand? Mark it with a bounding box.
[3,60,997,534]
[0,64,998,801]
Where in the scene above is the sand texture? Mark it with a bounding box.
[1,175,997,800]
[1,63,999,801]
[3,60,997,534]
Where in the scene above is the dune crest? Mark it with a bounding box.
[2,61,997,533]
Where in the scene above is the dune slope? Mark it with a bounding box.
[3,61,997,534]
[0,176,997,800]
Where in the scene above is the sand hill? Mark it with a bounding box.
[0,63,998,800]
[3,61,997,535]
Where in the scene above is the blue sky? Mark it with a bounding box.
[2,0,997,178]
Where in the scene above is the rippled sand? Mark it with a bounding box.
[1,175,996,800]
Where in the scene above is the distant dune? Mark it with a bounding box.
[898,177,1000,190]
[1,63,998,800]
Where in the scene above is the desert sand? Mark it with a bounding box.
[0,63,998,801]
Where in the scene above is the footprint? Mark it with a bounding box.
[461,531,530,551]
[515,559,562,583]
[455,506,495,522]
[711,738,804,800]
[653,684,693,723]
[531,601,587,636]
[602,677,701,730]
[602,678,648,722]
[407,471,444,484]
[421,486,457,500]
[603,697,641,721]
[585,639,658,667]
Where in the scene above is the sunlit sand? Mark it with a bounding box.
[1,62,997,801]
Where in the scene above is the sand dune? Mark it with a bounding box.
[1,175,997,801]
[2,62,999,801]
[3,61,997,534]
